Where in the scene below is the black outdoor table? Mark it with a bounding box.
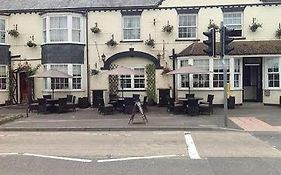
[178,97,203,116]
[46,99,59,112]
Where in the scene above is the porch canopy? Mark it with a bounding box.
[177,40,281,57]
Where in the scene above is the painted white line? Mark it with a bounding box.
[184,132,201,159]
[0,153,19,156]
[97,154,183,163]
[23,153,92,163]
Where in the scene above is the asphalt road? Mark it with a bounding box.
[0,131,281,175]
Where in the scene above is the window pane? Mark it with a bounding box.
[50,65,69,89]
[123,16,140,40]
[0,19,5,43]
[50,16,68,42]
[223,12,242,36]
[178,15,197,38]
[0,66,6,90]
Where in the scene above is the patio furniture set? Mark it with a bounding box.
[97,94,147,115]
[28,94,76,113]
[167,94,214,116]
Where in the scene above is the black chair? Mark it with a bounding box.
[67,95,73,103]
[187,98,200,116]
[186,94,195,99]
[66,96,76,112]
[141,96,148,111]
[56,98,68,113]
[43,95,52,99]
[199,94,214,115]
[167,98,175,113]
[124,97,134,114]
[38,98,50,114]
[28,99,39,112]
[109,94,118,101]
[133,94,140,102]
[97,98,114,115]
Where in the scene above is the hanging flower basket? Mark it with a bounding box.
[145,38,155,48]
[249,18,262,32]
[8,29,19,37]
[162,21,174,33]
[106,34,118,47]
[207,20,219,30]
[275,27,281,39]
[161,67,171,75]
[27,40,37,48]
[91,23,101,34]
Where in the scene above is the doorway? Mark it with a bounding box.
[243,58,263,102]
[19,72,28,103]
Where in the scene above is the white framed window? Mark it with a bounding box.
[178,14,197,39]
[179,59,191,88]
[51,65,69,89]
[223,12,243,37]
[123,16,140,40]
[213,59,230,88]
[72,65,81,89]
[44,64,83,90]
[0,19,5,43]
[120,68,145,90]
[0,65,7,90]
[43,14,84,43]
[193,59,210,88]
[266,58,280,88]
[234,59,241,88]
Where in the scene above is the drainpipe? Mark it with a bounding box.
[85,11,90,100]
[172,49,176,101]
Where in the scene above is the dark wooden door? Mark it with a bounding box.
[20,72,28,103]
[158,89,170,107]
[92,90,104,108]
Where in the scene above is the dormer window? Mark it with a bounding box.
[43,14,84,44]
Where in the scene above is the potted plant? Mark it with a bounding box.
[207,19,219,30]
[106,34,118,47]
[162,21,174,33]
[27,40,37,48]
[8,29,19,37]
[145,34,155,48]
[275,24,281,39]
[249,18,262,32]
[90,22,101,34]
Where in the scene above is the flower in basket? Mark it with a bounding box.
[162,21,174,33]
[91,22,101,34]
[27,40,37,48]
[8,29,19,37]
[249,18,262,32]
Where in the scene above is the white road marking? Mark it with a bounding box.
[184,132,201,159]
[0,153,19,156]
[97,154,184,163]
[23,153,92,163]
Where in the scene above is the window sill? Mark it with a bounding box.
[0,89,8,92]
[233,37,246,40]
[263,88,281,91]
[43,89,85,93]
[41,42,85,46]
[0,43,9,46]
[120,89,146,92]
[120,40,143,43]
[175,39,200,42]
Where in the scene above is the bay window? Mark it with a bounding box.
[123,16,140,40]
[44,64,83,90]
[0,19,5,43]
[43,14,83,43]
[0,65,7,90]
[193,59,209,88]
[213,59,230,88]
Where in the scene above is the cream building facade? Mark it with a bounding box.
[0,0,281,105]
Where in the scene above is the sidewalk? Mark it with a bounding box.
[0,103,280,131]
